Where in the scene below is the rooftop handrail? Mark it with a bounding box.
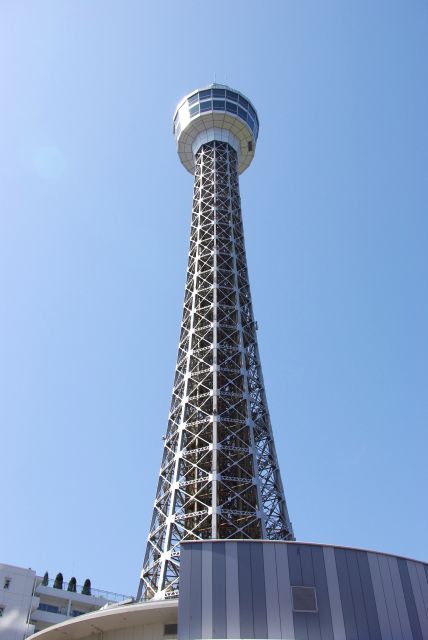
[38,578,131,603]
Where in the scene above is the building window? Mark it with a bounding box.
[0,606,4,616]
[164,623,177,637]
[291,586,318,612]
[3,578,10,590]
[38,603,60,614]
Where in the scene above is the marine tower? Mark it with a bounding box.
[28,83,428,640]
[138,84,294,602]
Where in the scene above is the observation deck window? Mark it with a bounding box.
[226,101,237,114]
[177,88,258,142]
[226,90,238,101]
[238,95,249,109]
[213,100,225,111]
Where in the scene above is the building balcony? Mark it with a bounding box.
[30,606,68,626]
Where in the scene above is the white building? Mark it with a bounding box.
[0,564,37,639]
[0,563,131,639]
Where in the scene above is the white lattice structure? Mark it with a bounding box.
[137,85,294,601]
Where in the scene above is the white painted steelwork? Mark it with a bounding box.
[138,86,294,601]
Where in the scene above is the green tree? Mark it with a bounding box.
[53,573,63,589]
[41,572,49,586]
[81,578,91,596]
[67,577,77,592]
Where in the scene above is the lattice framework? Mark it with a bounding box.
[138,141,293,601]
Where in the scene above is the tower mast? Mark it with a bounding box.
[138,85,294,601]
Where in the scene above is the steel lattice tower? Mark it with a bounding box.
[138,85,294,602]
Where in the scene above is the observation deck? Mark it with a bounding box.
[173,84,259,175]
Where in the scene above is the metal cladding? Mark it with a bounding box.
[179,541,428,640]
[138,86,294,602]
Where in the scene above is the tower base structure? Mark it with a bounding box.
[29,541,428,640]
[27,600,178,640]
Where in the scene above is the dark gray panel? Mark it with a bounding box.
[212,542,227,639]
[250,542,268,638]
[378,553,404,639]
[368,552,393,639]
[178,543,193,640]
[345,550,370,640]
[300,545,321,640]
[189,542,202,640]
[275,543,295,639]
[355,551,382,640]
[293,612,310,639]
[238,542,254,638]
[323,547,346,640]
[311,546,334,640]
[201,543,213,639]
[416,564,428,621]
[288,544,304,584]
[407,561,428,639]
[335,548,358,640]
[288,545,309,640]
[398,558,423,640]
[388,556,413,638]
[225,542,240,639]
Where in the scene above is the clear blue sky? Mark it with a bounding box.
[1,1,427,596]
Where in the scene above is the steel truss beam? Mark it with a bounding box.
[138,141,294,601]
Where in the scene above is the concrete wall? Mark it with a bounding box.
[0,563,37,639]
[178,540,428,640]
[37,621,170,640]
[27,601,178,640]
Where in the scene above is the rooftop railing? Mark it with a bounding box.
[38,578,131,603]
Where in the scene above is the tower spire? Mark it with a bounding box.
[138,84,294,601]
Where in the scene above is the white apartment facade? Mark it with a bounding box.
[0,563,130,639]
[0,564,37,639]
